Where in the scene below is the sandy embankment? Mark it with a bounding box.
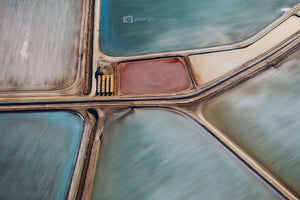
[189,16,300,86]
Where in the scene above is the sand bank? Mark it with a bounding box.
[189,16,300,86]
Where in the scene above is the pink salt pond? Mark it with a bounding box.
[119,57,192,95]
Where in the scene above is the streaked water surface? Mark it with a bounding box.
[92,109,281,200]
[0,1,82,89]
[100,0,298,56]
[0,112,83,199]
[204,52,300,196]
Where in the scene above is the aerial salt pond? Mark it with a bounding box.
[92,109,282,200]
[0,112,83,199]
[100,0,298,56]
[203,52,300,196]
[0,1,82,89]
[119,57,191,95]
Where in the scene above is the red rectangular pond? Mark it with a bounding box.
[118,57,192,95]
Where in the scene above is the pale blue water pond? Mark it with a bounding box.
[0,112,84,200]
[204,53,300,196]
[100,0,298,56]
[92,109,282,200]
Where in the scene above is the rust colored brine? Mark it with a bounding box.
[119,58,191,95]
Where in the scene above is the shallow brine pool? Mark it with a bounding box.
[0,111,83,199]
[203,52,300,196]
[92,109,282,200]
[100,0,298,56]
[0,1,82,90]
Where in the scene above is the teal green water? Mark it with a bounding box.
[204,54,300,196]
[91,109,281,200]
[100,0,298,56]
[0,112,83,200]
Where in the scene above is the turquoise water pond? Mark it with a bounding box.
[100,0,298,56]
[92,109,282,200]
[0,112,83,200]
[204,53,300,196]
